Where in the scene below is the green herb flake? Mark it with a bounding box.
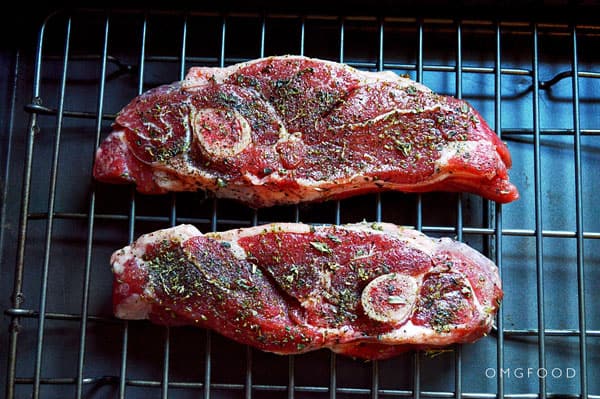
[395,141,412,157]
[310,241,332,254]
[327,261,341,272]
[387,296,406,305]
[327,234,342,244]
[424,349,453,358]
[236,278,252,290]
[371,223,384,231]
[216,178,228,188]
[357,268,370,281]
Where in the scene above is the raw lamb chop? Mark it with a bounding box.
[93,55,518,207]
[112,222,502,360]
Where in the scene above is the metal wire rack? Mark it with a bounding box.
[2,6,599,399]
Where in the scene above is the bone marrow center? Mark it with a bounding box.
[193,108,252,159]
[361,273,418,324]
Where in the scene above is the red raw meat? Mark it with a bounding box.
[112,222,502,360]
[94,56,518,207]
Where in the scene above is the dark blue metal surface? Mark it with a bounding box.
[1,8,599,399]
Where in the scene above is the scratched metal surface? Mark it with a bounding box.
[1,7,599,399]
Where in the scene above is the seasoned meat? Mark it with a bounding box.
[93,56,518,207]
[112,222,502,360]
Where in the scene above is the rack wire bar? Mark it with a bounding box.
[31,15,72,399]
[119,12,148,399]
[285,14,306,399]
[532,23,547,399]
[494,20,505,399]
[74,13,110,399]
[322,14,347,399]
[161,326,171,399]
[246,215,258,399]
[159,11,191,399]
[375,16,384,226]
[203,328,212,399]
[118,212,132,399]
[207,14,227,399]
[33,53,600,82]
[370,16,386,399]
[204,192,216,399]
[5,9,49,399]
[454,18,463,399]
[413,18,424,399]
[19,211,600,238]
[570,24,589,399]
[4,307,599,336]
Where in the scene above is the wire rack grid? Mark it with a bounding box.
[3,7,600,399]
